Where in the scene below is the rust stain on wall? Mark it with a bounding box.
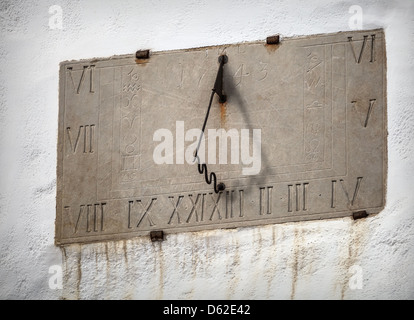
[290,226,306,300]
[154,242,165,300]
[76,246,82,300]
[122,240,128,265]
[340,219,369,299]
[220,102,227,127]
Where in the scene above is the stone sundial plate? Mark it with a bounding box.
[56,29,386,245]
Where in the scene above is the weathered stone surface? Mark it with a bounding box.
[56,29,386,245]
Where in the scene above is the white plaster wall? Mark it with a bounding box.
[0,0,413,300]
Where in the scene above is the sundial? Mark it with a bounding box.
[56,29,386,245]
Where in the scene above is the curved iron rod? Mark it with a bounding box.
[194,55,228,193]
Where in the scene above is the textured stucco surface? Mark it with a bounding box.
[0,0,413,300]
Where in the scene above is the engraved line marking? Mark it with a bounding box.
[201,193,206,221]
[260,187,265,215]
[303,183,309,211]
[77,66,87,94]
[365,99,376,127]
[371,34,376,62]
[168,196,184,225]
[100,203,106,232]
[74,205,85,234]
[178,63,184,89]
[230,190,234,218]
[344,177,363,206]
[267,187,273,214]
[307,60,322,72]
[295,184,300,211]
[83,125,88,153]
[86,204,92,233]
[90,125,95,153]
[127,201,133,229]
[187,194,201,223]
[90,65,95,93]
[92,203,104,232]
[288,185,293,213]
[345,42,348,171]
[331,180,336,208]
[209,192,222,221]
[239,190,244,217]
[225,190,234,219]
[63,206,71,235]
[198,71,207,87]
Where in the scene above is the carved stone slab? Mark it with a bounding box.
[56,29,386,245]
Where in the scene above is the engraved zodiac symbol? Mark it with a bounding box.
[306,122,321,135]
[122,94,140,110]
[121,171,138,182]
[122,116,139,154]
[123,69,141,92]
[127,68,139,81]
[305,52,322,92]
[305,139,320,162]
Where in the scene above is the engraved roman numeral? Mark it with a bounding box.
[288,183,309,212]
[351,99,376,127]
[209,192,222,221]
[67,65,95,94]
[348,35,375,64]
[186,194,202,223]
[128,198,157,228]
[371,34,376,62]
[225,189,244,219]
[331,177,363,208]
[168,196,184,225]
[226,190,234,219]
[239,190,244,218]
[66,125,95,154]
[65,203,106,234]
[259,186,273,215]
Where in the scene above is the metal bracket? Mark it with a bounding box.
[266,35,280,45]
[352,210,369,220]
[150,230,164,242]
[136,49,150,60]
